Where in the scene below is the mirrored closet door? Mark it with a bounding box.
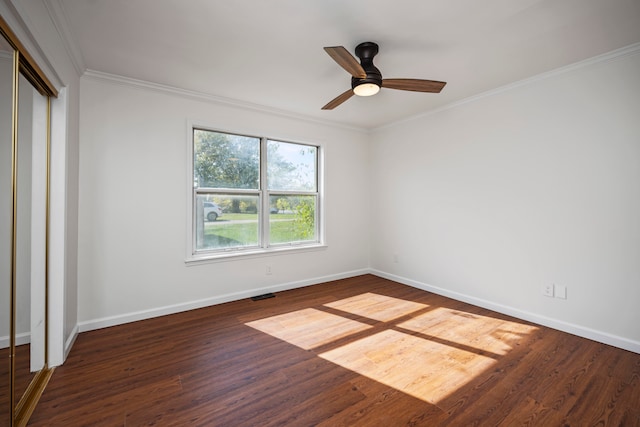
[0,18,57,427]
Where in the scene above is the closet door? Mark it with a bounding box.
[1,14,57,425]
[0,33,16,427]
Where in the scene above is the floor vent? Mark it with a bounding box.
[251,293,275,301]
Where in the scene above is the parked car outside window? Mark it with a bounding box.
[204,202,222,221]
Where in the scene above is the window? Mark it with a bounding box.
[190,128,321,258]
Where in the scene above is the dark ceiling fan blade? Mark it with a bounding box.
[324,46,367,78]
[382,78,447,93]
[322,89,354,110]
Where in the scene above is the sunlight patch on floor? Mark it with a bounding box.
[397,307,538,356]
[245,292,538,404]
[324,292,428,322]
[319,329,496,404]
[245,308,372,350]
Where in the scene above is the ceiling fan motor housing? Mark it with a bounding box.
[351,42,382,89]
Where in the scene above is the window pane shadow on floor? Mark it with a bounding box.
[246,292,537,408]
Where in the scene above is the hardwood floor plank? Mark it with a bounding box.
[28,275,640,426]
[319,377,446,427]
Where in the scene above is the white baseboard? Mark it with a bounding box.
[77,268,370,333]
[371,269,640,354]
[64,324,79,362]
[72,267,639,355]
[0,332,30,350]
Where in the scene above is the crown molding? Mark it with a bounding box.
[83,69,368,134]
[376,42,640,132]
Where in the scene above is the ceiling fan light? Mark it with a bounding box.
[353,82,380,97]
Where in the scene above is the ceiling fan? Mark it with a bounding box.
[322,42,446,110]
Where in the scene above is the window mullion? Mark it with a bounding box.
[260,137,269,248]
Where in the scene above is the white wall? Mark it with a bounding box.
[77,75,371,328]
[370,48,640,352]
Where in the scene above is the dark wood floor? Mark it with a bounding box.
[29,275,640,426]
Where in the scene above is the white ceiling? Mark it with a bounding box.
[54,0,640,129]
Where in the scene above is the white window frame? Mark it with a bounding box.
[185,123,325,263]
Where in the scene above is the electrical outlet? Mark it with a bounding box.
[555,284,567,299]
[266,265,272,275]
[542,284,554,297]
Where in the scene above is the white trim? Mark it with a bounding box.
[63,323,78,361]
[72,267,639,354]
[371,269,640,355]
[15,331,30,346]
[0,332,30,349]
[186,243,328,265]
[84,70,366,134]
[375,42,640,131]
[77,268,370,333]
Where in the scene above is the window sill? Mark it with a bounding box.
[185,243,327,266]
